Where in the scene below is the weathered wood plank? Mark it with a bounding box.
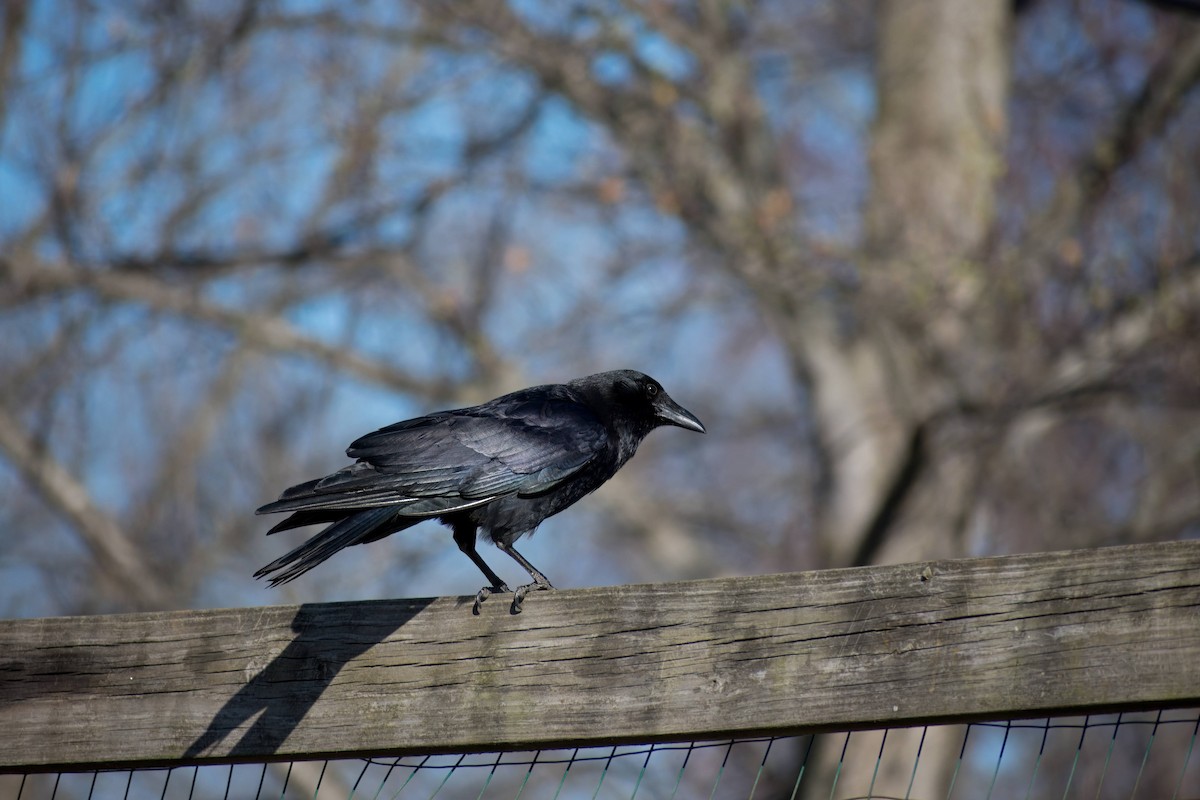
[1,541,1198,772]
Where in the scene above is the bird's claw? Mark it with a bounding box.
[473,584,511,615]
[509,580,554,615]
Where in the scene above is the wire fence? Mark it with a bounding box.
[5,545,1199,799]
[5,709,1198,800]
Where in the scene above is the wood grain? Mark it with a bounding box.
[2,541,1198,772]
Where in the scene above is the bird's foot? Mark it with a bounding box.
[510,579,554,614]
[473,583,511,615]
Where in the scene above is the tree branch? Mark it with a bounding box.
[1037,257,1200,403]
[2,255,444,398]
[0,406,171,610]
[1020,23,1200,265]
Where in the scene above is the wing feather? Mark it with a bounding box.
[256,388,608,518]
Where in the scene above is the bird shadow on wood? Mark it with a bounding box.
[183,599,433,760]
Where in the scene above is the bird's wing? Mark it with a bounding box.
[351,394,608,497]
[257,392,608,516]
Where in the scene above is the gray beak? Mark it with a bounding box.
[655,394,706,433]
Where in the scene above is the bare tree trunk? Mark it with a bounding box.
[813,0,1010,568]
[801,2,1010,796]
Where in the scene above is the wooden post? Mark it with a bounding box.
[2,541,1198,772]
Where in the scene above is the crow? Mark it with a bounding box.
[255,370,705,613]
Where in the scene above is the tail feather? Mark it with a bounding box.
[254,507,401,586]
[257,492,389,515]
[266,509,347,535]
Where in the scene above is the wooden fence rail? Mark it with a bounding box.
[1,540,1199,773]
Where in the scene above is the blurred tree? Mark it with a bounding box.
[2,0,1199,795]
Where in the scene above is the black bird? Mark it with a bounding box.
[255,370,705,613]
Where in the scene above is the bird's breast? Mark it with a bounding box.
[470,451,623,546]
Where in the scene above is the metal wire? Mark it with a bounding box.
[5,710,1199,799]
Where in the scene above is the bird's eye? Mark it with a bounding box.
[646,383,659,398]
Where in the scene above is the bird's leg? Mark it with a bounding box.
[454,524,510,614]
[495,541,554,614]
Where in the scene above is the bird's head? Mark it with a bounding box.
[576,370,706,437]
